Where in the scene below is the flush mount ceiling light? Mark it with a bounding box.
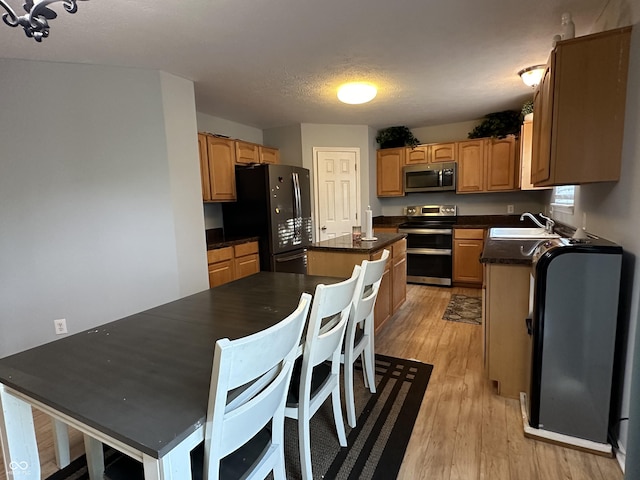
[337,82,377,104]
[1,0,87,41]
[518,65,546,88]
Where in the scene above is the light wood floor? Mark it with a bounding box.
[0,284,624,480]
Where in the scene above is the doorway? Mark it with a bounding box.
[313,147,360,241]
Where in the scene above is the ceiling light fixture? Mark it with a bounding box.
[337,82,377,105]
[518,65,546,88]
[1,0,87,42]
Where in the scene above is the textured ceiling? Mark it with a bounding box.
[1,0,607,130]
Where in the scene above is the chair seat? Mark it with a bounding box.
[286,358,332,406]
[103,427,273,480]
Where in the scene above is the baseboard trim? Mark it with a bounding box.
[519,392,613,457]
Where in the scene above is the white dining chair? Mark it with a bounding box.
[284,267,360,480]
[89,293,311,480]
[341,249,389,428]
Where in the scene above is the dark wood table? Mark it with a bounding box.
[0,272,340,480]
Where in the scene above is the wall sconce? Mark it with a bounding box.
[1,0,87,41]
[337,82,377,104]
[518,65,546,88]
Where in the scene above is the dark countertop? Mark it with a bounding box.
[205,228,259,250]
[308,232,406,253]
[373,214,539,230]
[481,237,549,265]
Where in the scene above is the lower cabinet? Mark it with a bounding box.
[453,228,485,286]
[483,263,532,399]
[208,241,260,288]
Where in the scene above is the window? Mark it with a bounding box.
[551,185,576,214]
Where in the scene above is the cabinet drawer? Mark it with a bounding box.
[454,228,485,240]
[207,246,233,264]
[208,259,234,288]
[234,241,259,257]
[235,253,260,279]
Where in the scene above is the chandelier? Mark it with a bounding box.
[1,0,87,41]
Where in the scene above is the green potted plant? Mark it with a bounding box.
[468,110,522,139]
[376,126,420,149]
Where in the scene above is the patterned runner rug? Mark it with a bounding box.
[45,354,433,480]
[442,294,482,325]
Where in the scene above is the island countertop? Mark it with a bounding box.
[308,232,406,253]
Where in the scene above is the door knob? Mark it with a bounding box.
[321,226,327,231]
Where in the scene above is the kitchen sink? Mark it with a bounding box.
[489,227,561,239]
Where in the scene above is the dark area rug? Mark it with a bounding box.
[442,294,482,325]
[45,354,433,480]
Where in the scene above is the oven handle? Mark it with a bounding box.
[398,228,452,235]
[407,248,452,255]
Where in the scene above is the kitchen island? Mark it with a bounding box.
[308,232,407,331]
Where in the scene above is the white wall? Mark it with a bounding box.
[0,59,207,357]
[549,3,639,474]
[264,124,304,167]
[300,124,375,222]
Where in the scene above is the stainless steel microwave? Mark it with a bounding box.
[403,161,456,193]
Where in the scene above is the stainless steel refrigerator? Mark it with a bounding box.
[222,164,312,273]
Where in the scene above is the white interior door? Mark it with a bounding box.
[313,148,360,241]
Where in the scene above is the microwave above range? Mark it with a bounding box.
[403,161,456,193]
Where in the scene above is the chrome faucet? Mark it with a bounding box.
[520,212,555,233]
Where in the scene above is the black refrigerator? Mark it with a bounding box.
[222,164,312,273]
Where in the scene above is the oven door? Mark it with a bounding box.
[399,227,453,286]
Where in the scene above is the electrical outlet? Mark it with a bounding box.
[54,318,67,335]
[507,204,514,214]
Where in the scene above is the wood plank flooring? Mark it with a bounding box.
[0,284,624,480]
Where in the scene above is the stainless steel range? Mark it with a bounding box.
[398,205,457,286]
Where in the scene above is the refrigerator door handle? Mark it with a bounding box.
[292,172,302,240]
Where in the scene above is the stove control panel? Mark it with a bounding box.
[405,205,457,217]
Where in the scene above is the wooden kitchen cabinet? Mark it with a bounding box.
[520,117,551,190]
[453,228,484,286]
[259,146,280,164]
[457,137,518,193]
[483,263,532,399]
[404,142,456,165]
[457,139,485,193]
[233,242,260,279]
[531,27,631,186]
[198,133,236,202]
[235,140,260,165]
[377,148,405,197]
[207,247,235,287]
[207,241,260,288]
[391,238,407,311]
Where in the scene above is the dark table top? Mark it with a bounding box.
[0,272,340,459]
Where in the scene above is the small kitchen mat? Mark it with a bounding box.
[442,294,482,325]
[45,354,433,480]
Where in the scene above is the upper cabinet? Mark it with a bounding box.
[520,117,550,190]
[235,140,260,165]
[531,27,631,186]
[377,148,405,197]
[404,142,456,165]
[198,133,236,202]
[457,136,518,193]
[259,146,280,164]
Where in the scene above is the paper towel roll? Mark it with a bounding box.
[363,206,376,240]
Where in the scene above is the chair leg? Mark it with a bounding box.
[298,408,313,480]
[363,344,376,394]
[331,385,347,447]
[345,358,357,428]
